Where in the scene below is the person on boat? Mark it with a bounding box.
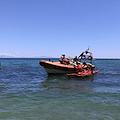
[64,58,70,65]
[73,56,78,63]
[83,62,93,72]
[59,54,65,64]
[75,63,83,74]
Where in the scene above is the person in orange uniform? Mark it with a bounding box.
[75,63,83,74]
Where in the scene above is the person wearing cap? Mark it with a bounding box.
[76,62,83,72]
[59,54,65,64]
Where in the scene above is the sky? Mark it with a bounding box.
[0,0,120,58]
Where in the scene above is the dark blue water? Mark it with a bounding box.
[0,58,120,120]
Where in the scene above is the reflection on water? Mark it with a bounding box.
[41,74,96,92]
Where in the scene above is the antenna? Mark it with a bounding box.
[88,46,90,50]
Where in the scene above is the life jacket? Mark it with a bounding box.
[76,64,83,72]
[63,59,69,65]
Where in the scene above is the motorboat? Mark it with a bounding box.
[39,49,97,74]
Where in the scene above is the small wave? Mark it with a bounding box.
[99,72,120,76]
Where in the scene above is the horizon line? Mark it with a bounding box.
[0,57,120,59]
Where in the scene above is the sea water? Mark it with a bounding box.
[0,58,120,120]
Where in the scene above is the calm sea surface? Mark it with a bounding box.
[0,58,120,120]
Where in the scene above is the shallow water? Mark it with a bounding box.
[0,58,120,120]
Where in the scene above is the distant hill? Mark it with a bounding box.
[0,55,54,58]
[0,55,15,58]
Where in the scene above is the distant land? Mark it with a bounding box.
[0,55,53,58]
[0,55,15,58]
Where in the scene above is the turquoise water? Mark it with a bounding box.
[0,58,120,120]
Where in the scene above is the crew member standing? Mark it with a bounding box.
[59,54,65,64]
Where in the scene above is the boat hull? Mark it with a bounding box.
[67,69,99,77]
[39,60,75,74]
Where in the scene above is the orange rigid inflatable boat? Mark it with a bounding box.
[39,60,95,74]
[39,48,98,74]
